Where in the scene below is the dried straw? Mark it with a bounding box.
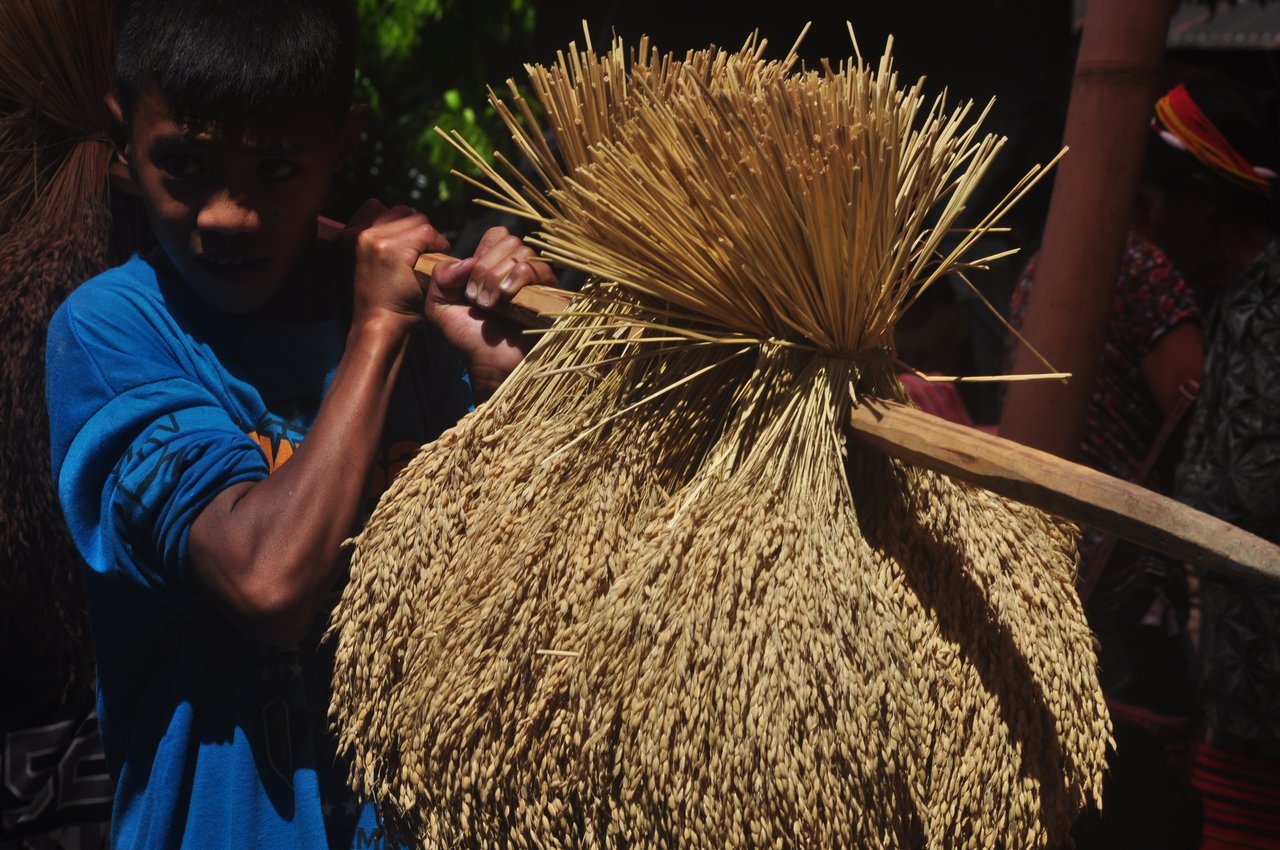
[0,0,116,689]
[331,27,1109,850]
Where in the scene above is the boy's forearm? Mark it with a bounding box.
[189,317,412,646]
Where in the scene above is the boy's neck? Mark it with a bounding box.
[263,236,344,324]
[150,236,344,325]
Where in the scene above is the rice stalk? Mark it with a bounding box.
[331,25,1109,850]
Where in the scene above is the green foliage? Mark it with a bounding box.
[329,0,538,229]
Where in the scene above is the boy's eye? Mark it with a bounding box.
[259,159,300,181]
[158,153,206,179]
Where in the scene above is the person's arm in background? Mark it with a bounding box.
[189,203,553,647]
[1141,321,1203,417]
[1127,234,1203,420]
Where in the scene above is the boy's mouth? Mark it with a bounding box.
[205,257,250,266]
[194,254,267,270]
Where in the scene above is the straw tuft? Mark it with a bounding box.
[0,0,116,690]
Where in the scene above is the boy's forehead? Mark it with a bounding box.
[131,84,341,151]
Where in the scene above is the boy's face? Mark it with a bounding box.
[120,84,361,316]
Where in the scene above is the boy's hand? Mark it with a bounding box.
[345,199,450,333]
[426,227,555,399]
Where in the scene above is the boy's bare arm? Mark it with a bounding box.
[187,203,438,646]
[190,316,412,646]
[187,204,549,646]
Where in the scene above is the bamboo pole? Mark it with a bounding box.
[999,0,1176,458]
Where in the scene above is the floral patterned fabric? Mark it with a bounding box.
[1011,233,1201,484]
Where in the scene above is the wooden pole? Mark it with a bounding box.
[438,274,1280,587]
[850,400,1280,586]
[998,0,1176,457]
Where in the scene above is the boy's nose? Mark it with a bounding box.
[196,191,260,234]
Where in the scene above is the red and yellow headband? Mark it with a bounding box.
[1153,83,1275,199]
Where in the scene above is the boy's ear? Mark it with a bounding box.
[103,91,141,196]
[104,92,130,168]
[335,104,369,170]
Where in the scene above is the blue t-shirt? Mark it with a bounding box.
[46,254,471,849]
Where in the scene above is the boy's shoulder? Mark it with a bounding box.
[51,253,218,357]
[46,254,196,397]
[57,254,164,325]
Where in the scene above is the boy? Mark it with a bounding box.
[44,1,555,847]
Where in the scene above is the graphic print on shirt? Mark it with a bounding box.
[114,413,207,507]
[247,406,313,473]
[248,405,422,504]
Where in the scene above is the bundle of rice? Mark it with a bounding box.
[330,28,1110,849]
[0,0,116,690]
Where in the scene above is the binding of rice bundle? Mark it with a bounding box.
[330,26,1110,849]
[0,0,116,688]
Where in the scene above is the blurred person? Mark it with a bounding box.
[1140,74,1280,849]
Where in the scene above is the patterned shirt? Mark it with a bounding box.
[1175,239,1280,745]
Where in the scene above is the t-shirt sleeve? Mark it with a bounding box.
[1115,237,1201,361]
[47,290,269,616]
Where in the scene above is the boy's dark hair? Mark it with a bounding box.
[115,0,358,122]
